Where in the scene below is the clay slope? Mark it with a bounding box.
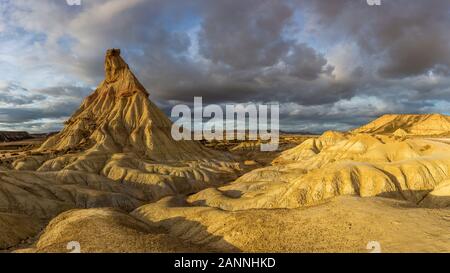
[185,131,450,210]
[352,114,450,135]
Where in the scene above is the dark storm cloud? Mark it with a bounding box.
[307,0,450,79]
[3,0,450,132]
[198,0,293,69]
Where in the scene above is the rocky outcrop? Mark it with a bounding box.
[39,49,223,161]
[185,132,450,210]
[352,114,450,135]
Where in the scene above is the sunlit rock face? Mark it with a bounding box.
[0,49,244,250]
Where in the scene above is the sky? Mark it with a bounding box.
[0,0,450,133]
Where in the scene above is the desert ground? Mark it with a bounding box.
[0,49,448,253]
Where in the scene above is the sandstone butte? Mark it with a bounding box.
[2,49,449,253]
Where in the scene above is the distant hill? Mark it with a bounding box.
[0,131,32,142]
[352,114,450,135]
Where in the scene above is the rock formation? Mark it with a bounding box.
[0,131,32,142]
[352,114,450,135]
[2,50,449,253]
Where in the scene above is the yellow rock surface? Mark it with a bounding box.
[0,49,243,249]
[130,196,450,252]
[352,114,450,135]
[187,131,450,210]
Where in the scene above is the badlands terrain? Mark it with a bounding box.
[0,49,448,253]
